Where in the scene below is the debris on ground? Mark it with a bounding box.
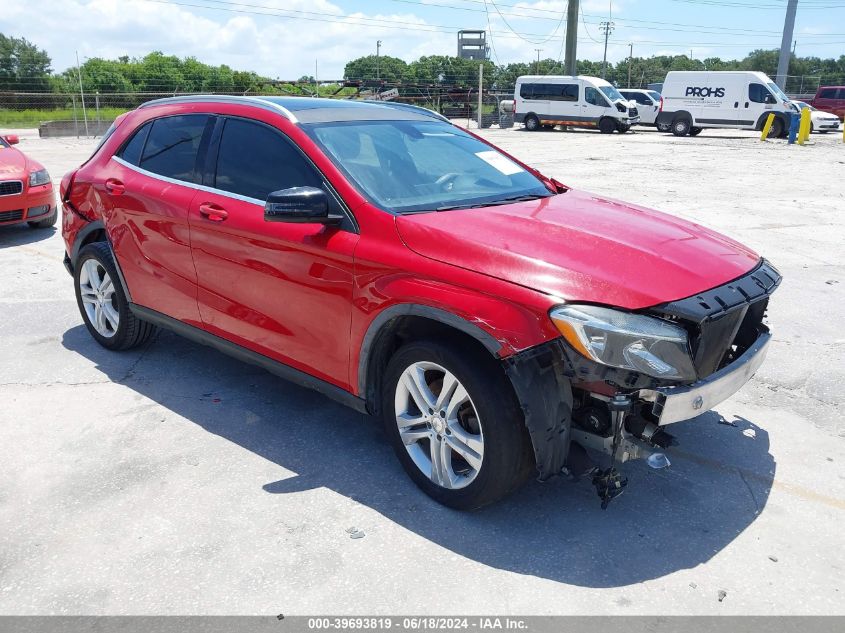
[718,417,737,427]
[769,555,779,562]
[718,590,728,602]
[346,526,366,539]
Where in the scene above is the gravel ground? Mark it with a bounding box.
[0,124,843,615]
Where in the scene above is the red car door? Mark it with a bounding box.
[188,116,358,389]
[107,115,213,326]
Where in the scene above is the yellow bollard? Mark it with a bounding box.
[760,113,775,141]
[797,108,812,145]
[842,120,845,143]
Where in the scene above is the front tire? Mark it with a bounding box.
[770,116,785,138]
[382,340,533,510]
[74,242,157,351]
[598,118,616,134]
[524,114,540,131]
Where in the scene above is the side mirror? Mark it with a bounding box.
[4,134,19,145]
[264,186,341,225]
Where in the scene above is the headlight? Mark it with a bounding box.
[29,169,50,187]
[550,304,697,381]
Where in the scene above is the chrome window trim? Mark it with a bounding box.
[0,180,24,196]
[137,95,298,124]
[112,155,265,206]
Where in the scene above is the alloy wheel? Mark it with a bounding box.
[78,258,120,338]
[394,361,484,489]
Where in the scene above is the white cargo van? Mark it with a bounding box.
[656,71,793,137]
[514,75,640,134]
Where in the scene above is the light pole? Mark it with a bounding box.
[627,43,632,88]
[535,48,543,74]
[376,40,382,80]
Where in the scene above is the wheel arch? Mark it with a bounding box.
[71,220,133,303]
[672,110,693,124]
[755,111,789,131]
[358,304,502,416]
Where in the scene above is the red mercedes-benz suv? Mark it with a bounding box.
[61,96,779,509]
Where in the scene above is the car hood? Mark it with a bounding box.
[395,189,760,309]
[0,147,30,177]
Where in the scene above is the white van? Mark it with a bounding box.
[656,71,793,137]
[514,75,640,134]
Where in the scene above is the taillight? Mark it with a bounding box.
[659,96,664,112]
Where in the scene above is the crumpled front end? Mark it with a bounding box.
[502,260,782,504]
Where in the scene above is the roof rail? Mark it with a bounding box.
[360,100,450,122]
[137,94,297,122]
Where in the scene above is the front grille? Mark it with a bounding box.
[650,260,781,379]
[630,107,639,117]
[0,209,24,222]
[0,180,23,196]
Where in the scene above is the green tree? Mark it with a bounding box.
[344,55,408,82]
[0,34,52,91]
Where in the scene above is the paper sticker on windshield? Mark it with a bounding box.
[475,151,523,176]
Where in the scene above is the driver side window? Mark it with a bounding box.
[213,118,321,202]
[585,87,607,107]
[749,83,772,104]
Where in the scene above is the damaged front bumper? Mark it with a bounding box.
[640,329,771,425]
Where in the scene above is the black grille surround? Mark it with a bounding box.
[648,259,781,379]
[630,107,639,118]
[0,180,24,196]
[0,209,24,222]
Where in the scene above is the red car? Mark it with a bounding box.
[810,85,845,121]
[0,133,57,228]
[60,97,779,509]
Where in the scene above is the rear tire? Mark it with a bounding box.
[524,114,540,131]
[672,118,691,136]
[74,242,157,351]
[599,118,616,134]
[689,127,703,136]
[381,339,533,510]
[27,208,57,228]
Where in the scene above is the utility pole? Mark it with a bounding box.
[564,0,579,76]
[376,40,382,80]
[75,50,89,138]
[477,63,483,129]
[627,43,633,88]
[776,0,798,90]
[534,48,543,74]
[315,59,318,96]
[600,21,614,79]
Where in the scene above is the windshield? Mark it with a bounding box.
[600,85,625,102]
[304,120,551,214]
[767,82,789,102]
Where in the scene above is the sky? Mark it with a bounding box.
[2,0,844,79]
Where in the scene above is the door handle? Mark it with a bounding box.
[104,178,125,195]
[734,102,739,108]
[199,202,228,222]
[745,102,750,108]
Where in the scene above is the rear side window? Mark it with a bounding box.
[838,88,845,99]
[214,118,321,201]
[818,88,837,99]
[139,115,209,183]
[119,122,151,166]
[520,83,577,101]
